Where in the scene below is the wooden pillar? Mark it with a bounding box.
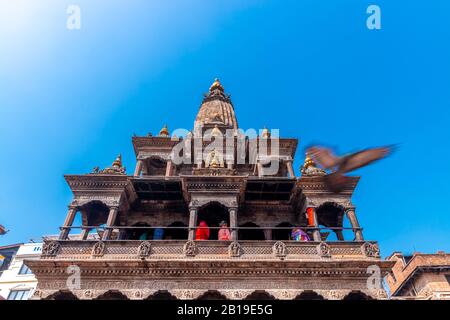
[228,207,238,241]
[307,207,321,241]
[335,230,344,241]
[227,159,234,170]
[263,228,272,241]
[286,159,295,178]
[257,162,263,177]
[346,208,363,241]
[188,207,198,241]
[134,160,144,176]
[59,206,78,240]
[165,159,173,176]
[80,227,90,240]
[102,206,119,240]
[79,210,90,240]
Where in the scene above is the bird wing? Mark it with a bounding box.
[306,146,340,169]
[339,146,392,173]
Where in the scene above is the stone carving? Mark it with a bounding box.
[42,241,60,257]
[327,290,345,300]
[221,290,253,300]
[183,241,197,257]
[32,290,43,299]
[133,290,143,299]
[419,288,434,299]
[137,152,170,161]
[84,290,93,298]
[232,290,244,299]
[273,241,287,258]
[228,242,242,257]
[374,289,387,299]
[91,166,100,174]
[192,167,236,176]
[271,289,294,300]
[71,196,122,209]
[280,290,293,299]
[92,241,106,257]
[317,242,331,257]
[362,242,380,258]
[181,290,194,299]
[137,241,152,259]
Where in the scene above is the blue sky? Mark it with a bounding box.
[0,0,449,257]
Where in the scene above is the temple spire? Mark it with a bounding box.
[194,78,238,132]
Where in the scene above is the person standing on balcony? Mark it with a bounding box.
[195,221,210,240]
[291,227,310,241]
[153,228,164,240]
[218,221,231,240]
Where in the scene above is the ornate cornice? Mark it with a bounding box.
[132,136,181,155]
[297,176,359,196]
[65,175,130,191]
[27,259,393,277]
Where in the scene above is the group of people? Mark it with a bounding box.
[195,220,231,240]
[195,221,311,241]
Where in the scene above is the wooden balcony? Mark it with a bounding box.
[40,239,382,261]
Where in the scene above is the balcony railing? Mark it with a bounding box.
[40,238,380,261]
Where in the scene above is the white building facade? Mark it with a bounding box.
[0,243,42,300]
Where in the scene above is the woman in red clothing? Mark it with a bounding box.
[195,220,210,240]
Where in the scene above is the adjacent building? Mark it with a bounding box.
[0,243,22,277]
[26,79,394,300]
[0,243,42,300]
[385,251,450,300]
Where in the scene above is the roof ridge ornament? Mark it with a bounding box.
[300,153,326,176]
[158,124,170,137]
[90,154,126,175]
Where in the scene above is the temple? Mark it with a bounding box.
[26,79,393,300]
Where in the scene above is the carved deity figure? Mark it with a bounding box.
[228,242,242,257]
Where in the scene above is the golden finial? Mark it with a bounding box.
[209,78,224,92]
[301,152,326,176]
[159,124,169,137]
[112,154,122,168]
[261,127,270,138]
[303,153,315,169]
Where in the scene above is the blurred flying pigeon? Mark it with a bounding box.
[0,224,8,235]
[306,145,394,193]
